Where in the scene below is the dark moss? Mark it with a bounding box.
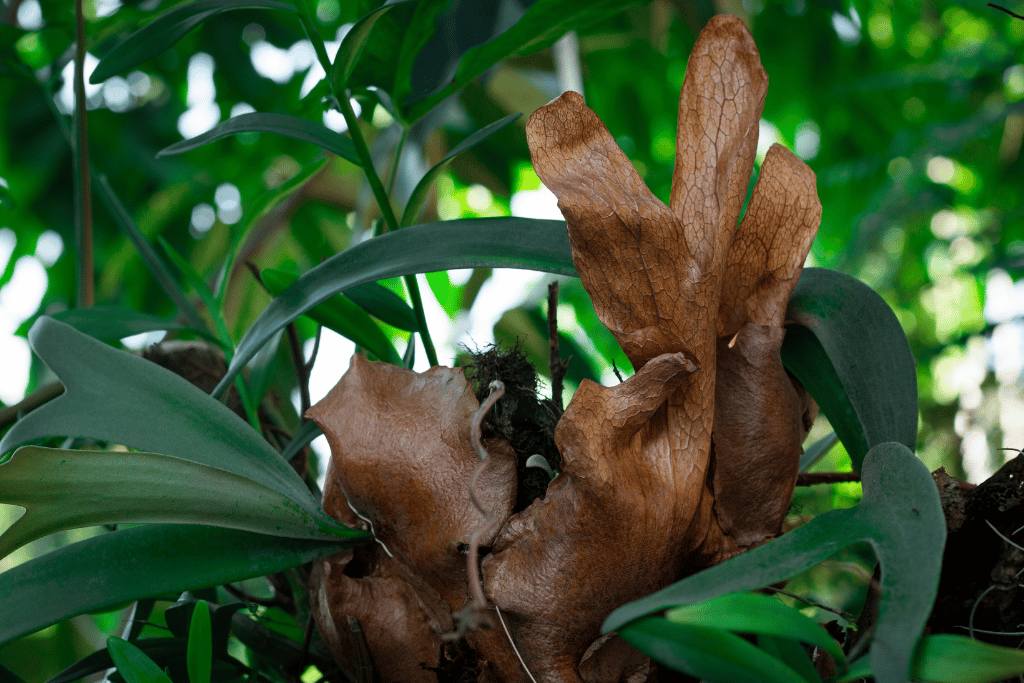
[462,343,561,511]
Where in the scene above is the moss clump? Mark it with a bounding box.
[462,343,560,511]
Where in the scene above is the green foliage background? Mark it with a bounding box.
[0,0,1022,678]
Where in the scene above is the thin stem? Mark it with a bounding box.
[547,281,569,411]
[336,94,439,367]
[386,126,407,196]
[0,381,63,430]
[73,0,94,308]
[795,471,861,486]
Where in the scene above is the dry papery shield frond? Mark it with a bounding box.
[307,14,822,683]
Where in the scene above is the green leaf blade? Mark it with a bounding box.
[261,268,403,364]
[783,268,918,473]
[91,0,295,83]
[400,114,521,227]
[0,525,346,646]
[665,592,845,666]
[0,447,365,561]
[186,602,212,683]
[0,317,314,512]
[108,637,173,683]
[214,217,575,396]
[156,113,360,166]
[618,618,809,683]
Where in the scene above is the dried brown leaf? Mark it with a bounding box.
[308,355,519,676]
[711,143,821,545]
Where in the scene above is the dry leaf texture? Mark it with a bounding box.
[308,355,519,681]
[309,14,822,683]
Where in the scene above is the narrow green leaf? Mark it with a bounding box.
[157,236,230,346]
[95,176,207,331]
[0,317,319,513]
[757,635,823,683]
[799,431,839,473]
[0,524,348,646]
[837,635,1024,683]
[51,306,195,343]
[398,0,642,119]
[330,0,418,91]
[782,268,918,473]
[913,635,1024,683]
[91,0,295,83]
[246,329,283,406]
[343,283,418,332]
[400,114,521,226]
[214,217,574,397]
[48,638,188,683]
[604,442,944,683]
[617,618,808,683]
[262,268,403,364]
[280,420,321,463]
[108,638,173,683]
[665,592,845,666]
[156,113,360,166]
[216,157,330,302]
[186,602,212,683]
[0,446,361,561]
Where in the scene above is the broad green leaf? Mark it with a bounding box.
[48,638,188,683]
[664,592,845,666]
[400,114,521,226]
[96,176,207,331]
[617,618,808,683]
[397,0,643,119]
[0,446,360,561]
[262,268,403,364]
[51,306,195,342]
[330,0,418,92]
[0,524,348,645]
[757,635,823,683]
[187,602,212,683]
[156,113,360,167]
[91,0,295,83]
[838,635,1024,683]
[604,442,945,683]
[108,638,172,683]
[213,217,575,397]
[799,431,839,473]
[782,268,918,473]
[0,317,326,515]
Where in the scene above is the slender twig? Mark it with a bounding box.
[446,380,505,640]
[305,325,322,373]
[989,3,1024,20]
[796,471,861,486]
[0,381,63,430]
[245,262,311,415]
[760,586,857,623]
[335,94,439,368]
[386,126,407,196]
[547,282,570,410]
[73,0,93,308]
[223,583,279,608]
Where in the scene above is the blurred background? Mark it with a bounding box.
[1,0,1022,676]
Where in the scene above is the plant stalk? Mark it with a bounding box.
[73,0,94,308]
[336,93,439,367]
